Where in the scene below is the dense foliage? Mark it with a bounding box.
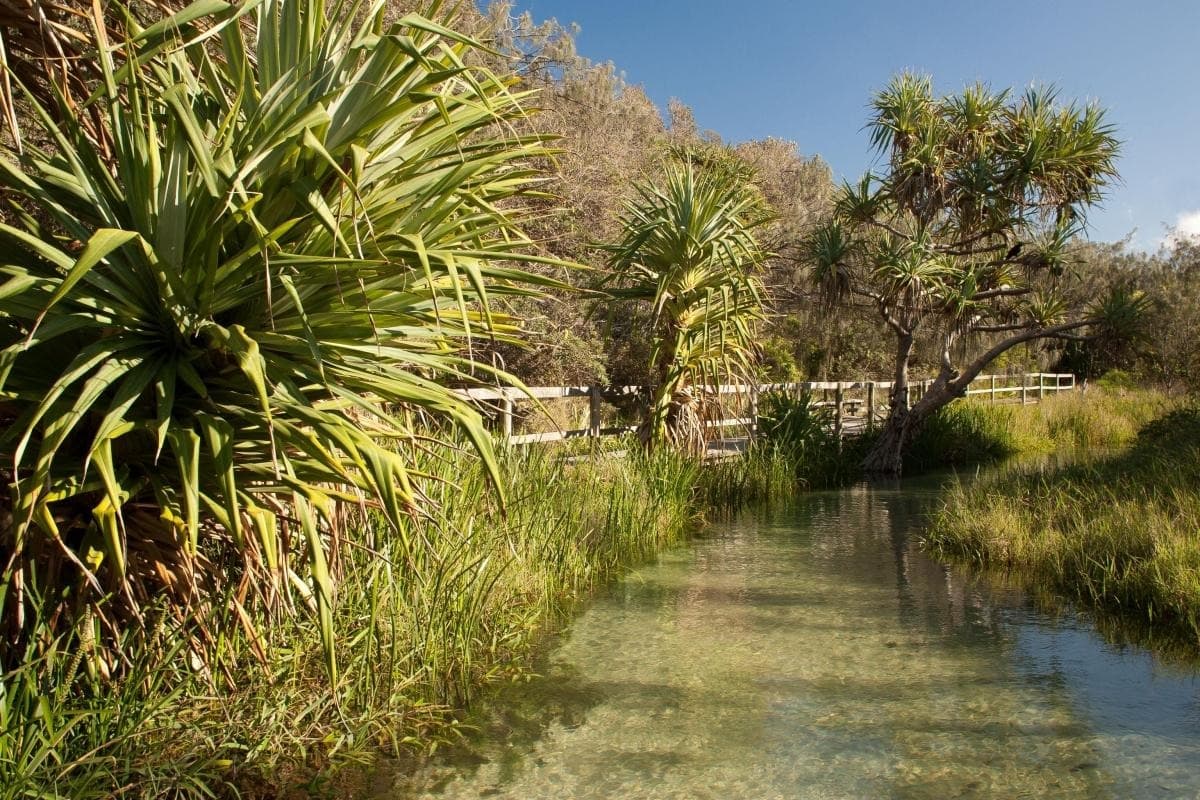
[0,0,564,677]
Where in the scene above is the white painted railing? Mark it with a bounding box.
[455,373,1076,445]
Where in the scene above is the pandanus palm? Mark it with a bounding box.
[603,162,770,454]
[804,74,1125,474]
[0,0,564,676]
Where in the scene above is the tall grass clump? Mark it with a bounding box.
[905,382,1178,472]
[752,390,863,489]
[998,375,1176,455]
[926,406,1200,645]
[0,441,705,796]
[698,445,796,507]
[904,401,1017,472]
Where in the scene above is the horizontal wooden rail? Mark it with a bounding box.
[455,373,1076,448]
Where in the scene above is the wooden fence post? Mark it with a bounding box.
[588,385,602,438]
[866,381,876,432]
[501,392,514,440]
[748,386,759,442]
[1038,374,1045,401]
[990,375,996,404]
[834,383,844,438]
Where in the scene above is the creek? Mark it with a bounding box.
[387,472,1200,799]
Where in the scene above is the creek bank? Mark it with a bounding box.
[926,405,1200,646]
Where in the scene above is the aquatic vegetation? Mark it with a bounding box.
[926,406,1200,643]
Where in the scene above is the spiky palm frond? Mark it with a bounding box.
[833,173,886,223]
[1024,291,1071,327]
[0,0,566,676]
[1017,220,1081,276]
[0,0,188,154]
[802,220,854,312]
[603,160,769,451]
[868,231,953,320]
[1088,285,1152,342]
[937,262,987,337]
[868,72,934,155]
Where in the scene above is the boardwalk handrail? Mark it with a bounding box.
[456,373,1076,446]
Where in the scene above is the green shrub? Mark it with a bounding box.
[755,391,861,488]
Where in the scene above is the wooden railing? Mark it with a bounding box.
[456,373,1076,445]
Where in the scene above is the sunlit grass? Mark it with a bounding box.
[2,439,774,797]
[905,384,1178,472]
[926,405,1200,644]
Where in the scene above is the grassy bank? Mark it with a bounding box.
[925,403,1200,645]
[904,381,1177,472]
[748,381,1177,486]
[3,442,786,798]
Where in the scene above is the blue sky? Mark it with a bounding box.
[505,0,1200,249]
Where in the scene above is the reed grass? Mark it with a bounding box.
[926,405,1200,645]
[0,439,753,798]
[750,390,867,490]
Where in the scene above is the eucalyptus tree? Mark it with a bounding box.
[603,159,770,454]
[805,74,1135,474]
[0,0,564,675]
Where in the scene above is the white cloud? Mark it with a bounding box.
[1161,209,1200,249]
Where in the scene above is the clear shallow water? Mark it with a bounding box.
[388,476,1200,799]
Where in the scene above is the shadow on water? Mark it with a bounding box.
[380,464,1200,799]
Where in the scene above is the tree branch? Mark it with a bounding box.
[973,285,1032,301]
[850,285,884,303]
[879,305,909,337]
[948,318,1096,394]
[863,217,909,241]
[969,322,1029,333]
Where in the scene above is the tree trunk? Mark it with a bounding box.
[862,332,915,474]
[862,318,1095,476]
[862,376,958,475]
[638,386,704,457]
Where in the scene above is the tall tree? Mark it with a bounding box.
[805,74,1136,474]
[602,158,770,454]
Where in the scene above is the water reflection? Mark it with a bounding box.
[386,477,1200,799]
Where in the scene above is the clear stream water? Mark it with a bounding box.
[386,474,1200,799]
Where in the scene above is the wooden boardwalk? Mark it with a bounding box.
[455,373,1077,460]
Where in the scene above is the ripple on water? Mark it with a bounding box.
[386,481,1200,800]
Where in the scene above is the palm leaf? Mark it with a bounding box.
[0,0,568,677]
